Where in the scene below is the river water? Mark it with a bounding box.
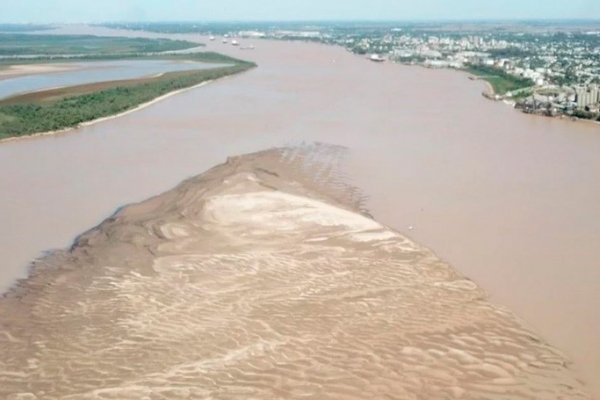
[0,59,223,99]
[0,26,599,394]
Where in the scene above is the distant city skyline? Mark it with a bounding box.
[2,0,600,24]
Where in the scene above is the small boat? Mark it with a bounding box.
[209,36,215,41]
[222,39,228,44]
[369,54,385,63]
[231,40,239,46]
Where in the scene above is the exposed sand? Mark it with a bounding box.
[0,146,591,399]
[1,26,599,396]
[0,63,78,80]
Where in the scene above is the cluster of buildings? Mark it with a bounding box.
[514,84,599,118]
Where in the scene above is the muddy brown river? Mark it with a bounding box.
[0,26,599,395]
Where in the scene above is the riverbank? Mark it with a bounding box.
[464,65,534,95]
[462,72,600,126]
[455,66,599,125]
[0,146,591,399]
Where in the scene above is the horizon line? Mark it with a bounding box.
[2,18,600,25]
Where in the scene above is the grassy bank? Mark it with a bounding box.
[0,53,255,139]
[466,65,534,95]
[0,34,199,57]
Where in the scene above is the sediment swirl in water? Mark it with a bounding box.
[0,146,590,399]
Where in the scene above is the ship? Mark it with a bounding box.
[369,54,386,63]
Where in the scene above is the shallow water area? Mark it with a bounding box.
[0,59,225,99]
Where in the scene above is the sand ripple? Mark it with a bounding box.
[0,146,590,399]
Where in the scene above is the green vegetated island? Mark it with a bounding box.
[0,34,255,140]
[0,33,198,56]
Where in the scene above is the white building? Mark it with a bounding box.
[576,85,600,110]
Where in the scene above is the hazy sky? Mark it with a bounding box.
[2,0,600,23]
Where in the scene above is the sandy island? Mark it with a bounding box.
[0,63,79,80]
[0,145,591,399]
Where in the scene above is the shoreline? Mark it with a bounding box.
[0,79,217,144]
[460,70,600,127]
[338,46,600,129]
